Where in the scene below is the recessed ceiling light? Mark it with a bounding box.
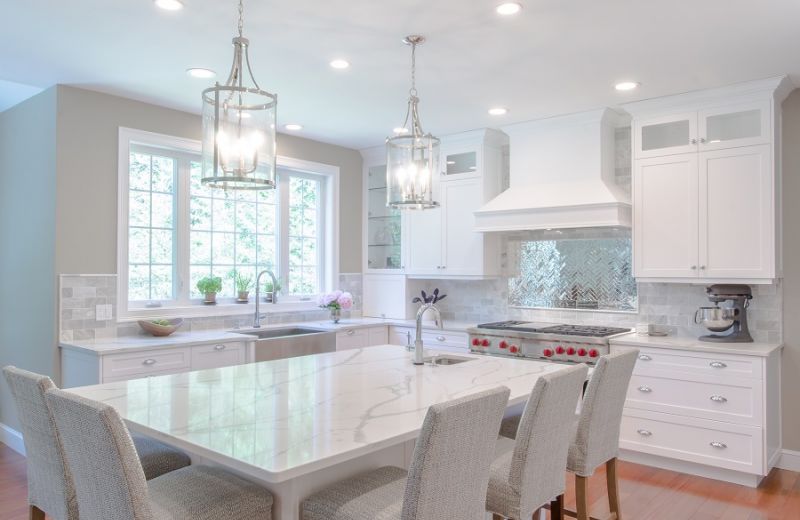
[496,2,522,15]
[393,127,409,134]
[330,59,350,69]
[615,81,640,91]
[186,68,216,79]
[488,107,508,116]
[154,0,183,11]
[284,124,303,131]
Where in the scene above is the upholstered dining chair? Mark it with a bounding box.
[486,364,588,520]
[301,386,511,520]
[2,366,192,520]
[45,386,274,520]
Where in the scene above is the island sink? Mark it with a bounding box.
[238,327,327,340]
[423,355,475,366]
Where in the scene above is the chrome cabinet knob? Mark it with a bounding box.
[637,386,653,393]
[142,359,156,366]
[700,137,707,144]
[691,138,698,144]
[346,329,355,336]
[709,441,727,449]
[700,265,706,270]
[709,361,727,369]
[214,344,226,351]
[436,336,446,342]
[691,265,697,270]
[637,429,653,437]
[710,395,728,403]
[638,354,652,361]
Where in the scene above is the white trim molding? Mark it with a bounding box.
[777,449,800,472]
[0,422,25,456]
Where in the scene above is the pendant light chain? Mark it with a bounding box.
[237,0,244,37]
[409,41,418,97]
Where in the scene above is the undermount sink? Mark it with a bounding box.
[423,355,475,366]
[237,327,327,340]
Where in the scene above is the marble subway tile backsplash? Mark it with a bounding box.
[59,273,363,342]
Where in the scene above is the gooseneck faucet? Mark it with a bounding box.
[253,270,278,328]
[414,303,443,365]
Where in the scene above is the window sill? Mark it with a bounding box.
[117,300,322,323]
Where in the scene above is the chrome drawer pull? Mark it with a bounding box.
[709,361,727,369]
[436,336,446,342]
[346,329,355,336]
[709,441,727,449]
[637,386,653,393]
[710,395,728,403]
[142,359,157,366]
[637,429,652,437]
[214,344,226,351]
[638,354,652,361]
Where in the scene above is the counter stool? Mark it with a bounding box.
[2,366,191,520]
[45,387,274,520]
[486,364,588,520]
[301,387,511,520]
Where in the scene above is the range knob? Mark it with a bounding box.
[509,345,519,354]
[499,340,508,349]
[472,338,480,347]
[577,348,588,357]
[588,349,600,358]
[566,347,576,356]
[555,346,565,355]
[482,339,490,347]
[543,348,554,357]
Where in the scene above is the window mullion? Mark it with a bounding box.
[176,157,191,305]
[279,173,290,291]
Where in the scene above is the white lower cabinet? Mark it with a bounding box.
[336,325,390,351]
[101,347,191,382]
[611,343,781,485]
[388,326,469,354]
[190,342,247,371]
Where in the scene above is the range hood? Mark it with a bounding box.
[474,108,631,232]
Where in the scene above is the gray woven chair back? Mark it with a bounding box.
[401,386,510,520]
[570,349,639,476]
[512,364,588,515]
[2,366,77,520]
[45,387,154,520]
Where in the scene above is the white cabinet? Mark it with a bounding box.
[336,325,389,351]
[406,171,443,276]
[191,341,247,370]
[388,326,469,354]
[361,148,407,273]
[626,77,790,283]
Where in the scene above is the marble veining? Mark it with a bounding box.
[66,346,562,482]
[610,332,782,357]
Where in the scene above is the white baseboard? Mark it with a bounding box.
[777,449,800,472]
[0,422,25,456]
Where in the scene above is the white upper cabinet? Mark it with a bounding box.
[361,148,408,273]
[406,171,443,275]
[626,76,791,283]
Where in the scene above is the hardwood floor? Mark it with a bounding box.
[1,442,798,519]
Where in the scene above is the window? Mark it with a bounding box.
[118,128,338,315]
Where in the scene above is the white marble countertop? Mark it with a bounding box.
[610,332,782,357]
[66,345,562,483]
[59,317,476,355]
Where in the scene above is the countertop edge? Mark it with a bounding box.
[609,332,783,357]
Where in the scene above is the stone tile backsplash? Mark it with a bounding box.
[59,273,363,342]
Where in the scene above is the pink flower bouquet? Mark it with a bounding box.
[318,290,354,311]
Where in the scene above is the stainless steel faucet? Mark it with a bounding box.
[253,270,278,328]
[414,303,443,365]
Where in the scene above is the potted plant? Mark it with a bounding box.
[197,276,222,304]
[412,288,447,324]
[263,278,282,303]
[233,271,253,303]
[318,290,354,323]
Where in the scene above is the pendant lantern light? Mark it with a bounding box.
[385,35,440,209]
[201,0,277,190]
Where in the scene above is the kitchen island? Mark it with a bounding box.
[66,345,564,519]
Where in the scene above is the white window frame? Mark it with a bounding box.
[117,127,339,321]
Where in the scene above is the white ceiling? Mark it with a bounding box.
[2,0,799,149]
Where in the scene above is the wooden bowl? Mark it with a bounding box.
[137,318,184,337]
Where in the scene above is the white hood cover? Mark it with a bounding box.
[474,108,631,232]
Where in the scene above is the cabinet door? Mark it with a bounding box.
[635,113,698,159]
[699,145,773,279]
[191,342,247,370]
[634,154,699,278]
[405,173,443,275]
[698,101,770,152]
[336,328,368,350]
[442,146,480,180]
[367,326,389,346]
[441,178,484,275]
[366,164,405,271]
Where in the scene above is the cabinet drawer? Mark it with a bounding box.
[421,330,468,351]
[102,348,190,381]
[336,328,368,350]
[615,345,761,380]
[367,326,389,346]
[191,342,247,370]
[625,374,761,425]
[620,409,763,474]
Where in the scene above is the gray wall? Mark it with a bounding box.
[782,88,800,451]
[0,88,58,430]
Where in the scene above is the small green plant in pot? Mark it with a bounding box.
[233,271,253,302]
[263,278,282,303]
[197,276,222,304]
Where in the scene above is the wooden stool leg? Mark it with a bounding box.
[606,458,621,520]
[575,475,590,520]
[29,505,45,520]
[550,494,565,520]
[493,514,505,520]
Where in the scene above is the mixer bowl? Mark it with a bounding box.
[695,306,736,332]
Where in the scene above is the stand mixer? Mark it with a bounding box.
[694,284,753,343]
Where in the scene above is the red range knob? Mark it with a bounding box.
[555,346,565,354]
[543,348,554,357]
[472,338,480,346]
[482,339,490,347]
[589,349,600,358]
[577,348,588,357]
[509,345,519,354]
[499,340,508,349]
[566,347,576,356]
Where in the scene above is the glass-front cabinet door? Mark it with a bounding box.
[698,101,770,151]
[366,164,404,271]
[634,112,698,159]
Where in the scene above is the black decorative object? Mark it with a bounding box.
[412,288,447,304]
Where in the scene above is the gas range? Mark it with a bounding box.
[467,321,632,365]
